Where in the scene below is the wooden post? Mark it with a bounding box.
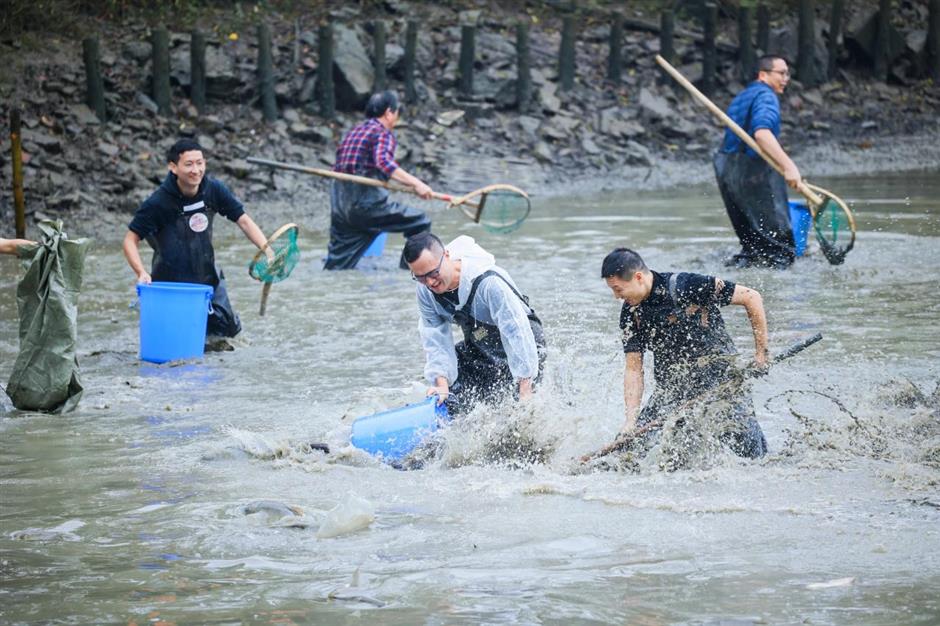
[516,21,531,112]
[10,110,26,238]
[373,20,387,92]
[82,38,106,121]
[826,0,844,80]
[558,15,576,91]
[797,0,816,87]
[738,5,755,83]
[151,28,171,116]
[191,29,206,112]
[458,24,475,98]
[404,20,418,103]
[660,10,675,63]
[757,4,770,53]
[318,20,334,119]
[702,3,717,96]
[607,13,622,83]
[257,23,277,122]
[873,0,891,80]
[929,0,940,82]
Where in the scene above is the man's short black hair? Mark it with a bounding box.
[601,247,648,279]
[167,138,204,164]
[365,90,402,118]
[403,231,444,264]
[756,54,788,76]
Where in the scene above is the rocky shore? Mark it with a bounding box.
[1,1,939,241]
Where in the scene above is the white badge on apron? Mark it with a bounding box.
[189,212,209,233]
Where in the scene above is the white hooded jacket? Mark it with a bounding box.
[415,235,540,385]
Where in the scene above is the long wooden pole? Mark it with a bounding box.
[654,54,824,207]
[10,110,26,238]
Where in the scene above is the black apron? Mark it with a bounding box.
[324,179,432,270]
[147,200,241,338]
[434,270,547,414]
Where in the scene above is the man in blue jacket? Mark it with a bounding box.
[122,139,268,337]
[714,55,802,269]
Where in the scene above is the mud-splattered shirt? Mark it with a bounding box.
[620,271,738,388]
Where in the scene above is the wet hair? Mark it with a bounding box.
[167,138,204,164]
[365,90,402,119]
[601,248,648,279]
[756,54,788,77]
[403,231,444,264]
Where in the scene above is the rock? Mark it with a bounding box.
[661,117,699,139]
[581,134,601,154]
[538,82,561,113]
[122,40,152,64]
[435,110,465,127]
[136,93,159,114]
[517,115,541,138]
[861,120,878,130]
[97,141,120,157]
[637,88,672,120]
[21,130,62,153]
[623,140,652,166]
[533,141,554,163]
[225,158,252,178]
[68,104,100,126]
[289,122,332,143]
[802,90,824,107]
[332,24,374,111]
[282,108,301,124]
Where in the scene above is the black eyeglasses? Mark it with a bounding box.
[766,68,790,77]
[411,254,445,284]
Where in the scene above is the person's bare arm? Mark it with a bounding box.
[236,214,268,250]
[390,167,432,199]
[0,238,35,256]
[754,128,801,190]
[122,231,151,284]
[623,352,644,432]
[731,284,769,366]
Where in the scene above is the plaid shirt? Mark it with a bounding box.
[333,118,399,179]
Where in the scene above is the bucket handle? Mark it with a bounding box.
[206,290,213,315]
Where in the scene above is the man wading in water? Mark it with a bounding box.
[586,247,770,462]
[714,54,801,269]
[123,139,269,338]
[404,232,546,415]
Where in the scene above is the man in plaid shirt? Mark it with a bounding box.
[324,90,433,270]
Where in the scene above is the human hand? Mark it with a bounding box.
[136,271,152,285]
[427,383,449,405]
[518,378,533,401]
[414,180,433,200]
[784,164,802,190]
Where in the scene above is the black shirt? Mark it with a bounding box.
[620,271,737,387]
[128,173,244,239]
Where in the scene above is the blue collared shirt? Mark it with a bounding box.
[719,81,780,157]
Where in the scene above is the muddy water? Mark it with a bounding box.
[1,170,938,624]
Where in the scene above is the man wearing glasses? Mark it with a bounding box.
[714,54,801,269]
[324,90,434,270]
[403,232,546,415]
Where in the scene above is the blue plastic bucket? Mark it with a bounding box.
[351,397,450,461]
[137,281,214,363]
[788,199,812,257]
[362,232,388,258]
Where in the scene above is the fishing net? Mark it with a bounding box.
[249,223,300,284]
[475,188,531,234]
[806,183,856,265]
[450,184,531,234]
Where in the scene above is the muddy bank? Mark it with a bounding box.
[1,2,938,242]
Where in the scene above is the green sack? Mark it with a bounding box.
[6,220,91,413]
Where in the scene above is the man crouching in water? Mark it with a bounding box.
[588,247,770,461]
[403,232,546,415]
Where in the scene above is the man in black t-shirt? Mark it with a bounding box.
[598,247,770,459]
[123,139,268,337]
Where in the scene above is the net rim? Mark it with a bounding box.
[249,222,299,281]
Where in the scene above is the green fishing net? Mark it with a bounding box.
[808,185,856,266]
[249,224,300,283]
[476,188,531,234]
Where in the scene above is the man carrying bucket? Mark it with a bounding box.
[324,90,433,270]
[590,247,769,461]
[714,54,800,269]
[122,139,268,337]
[403,232,546,415]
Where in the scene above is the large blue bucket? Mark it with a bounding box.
[350,397,449,461]
[362,231,388,258]
[788,199,812,257]
[137,282,214,363]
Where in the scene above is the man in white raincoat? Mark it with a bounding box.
[403,232,546,415]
